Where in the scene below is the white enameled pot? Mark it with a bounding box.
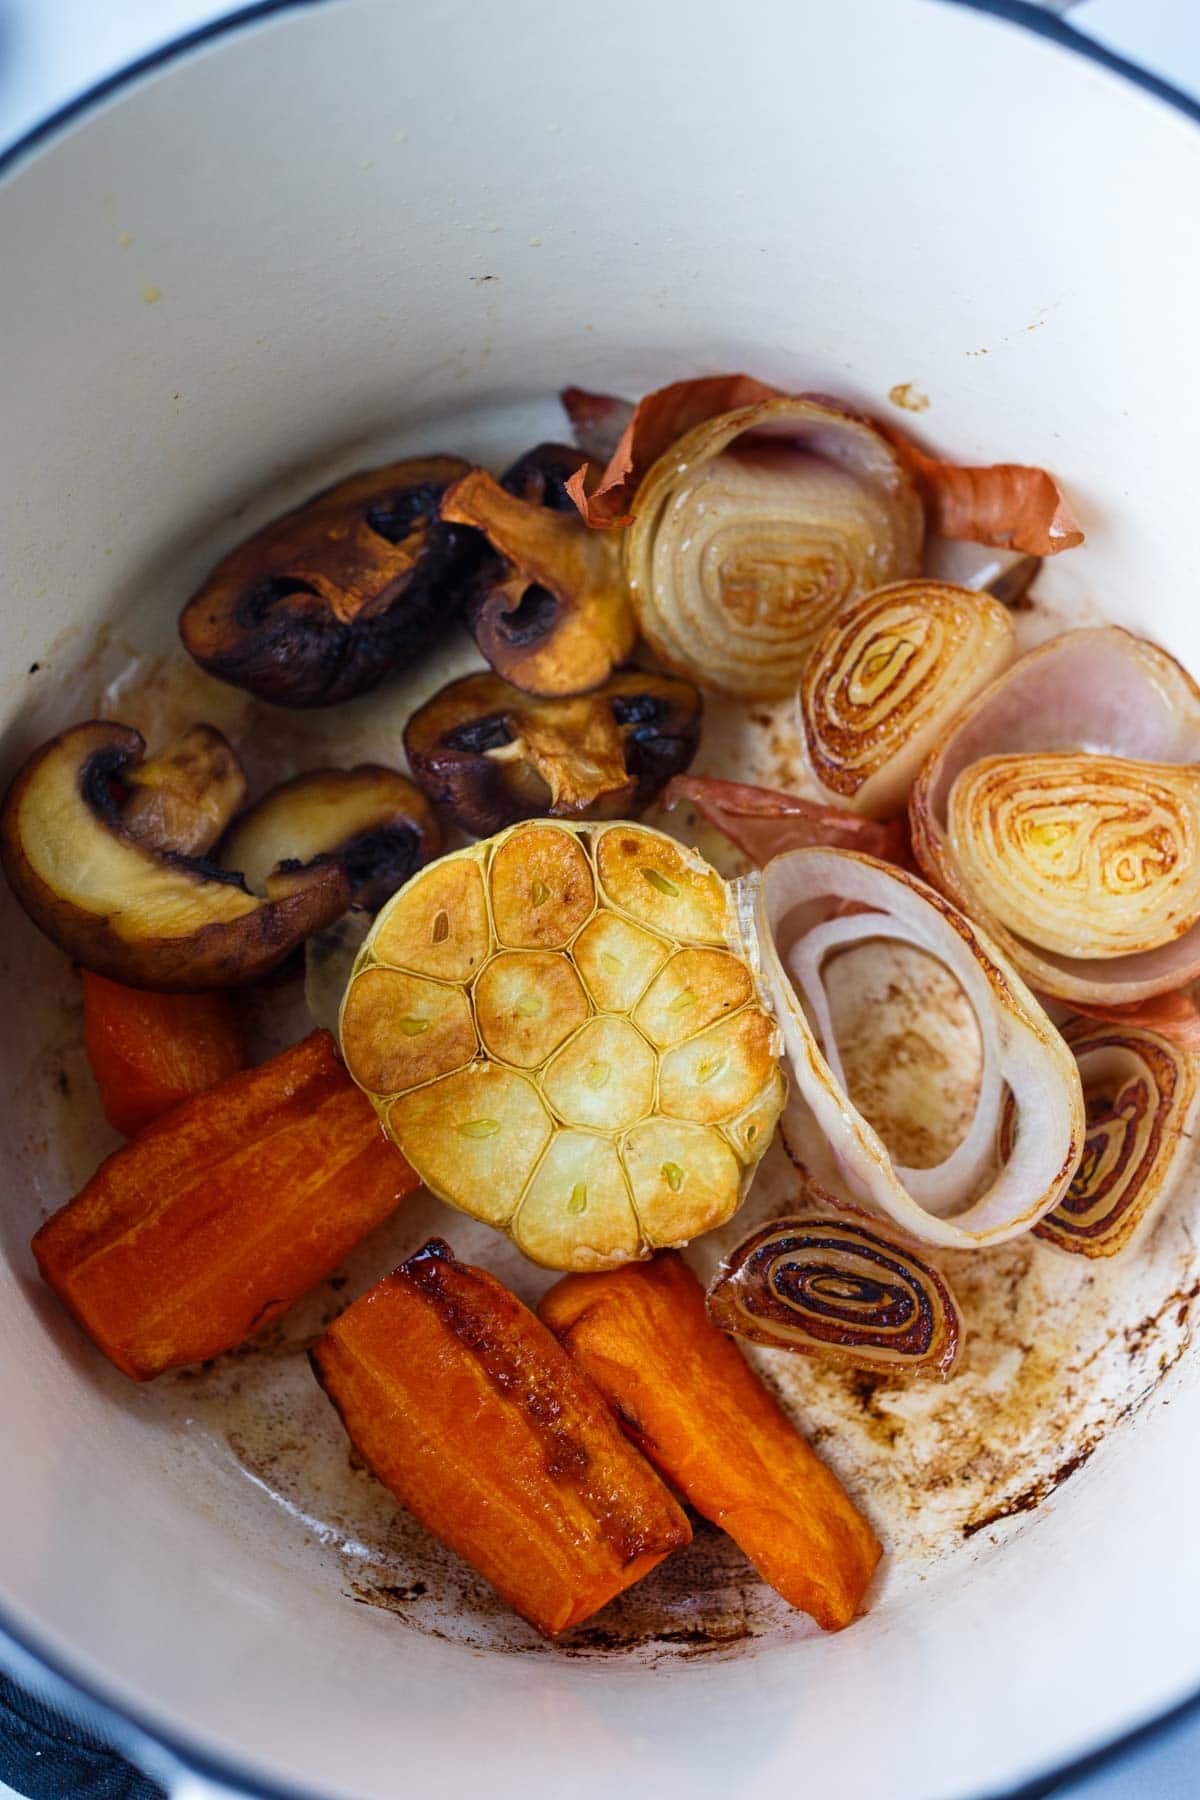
[2,3,1199,1796]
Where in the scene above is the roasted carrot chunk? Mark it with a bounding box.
[33,1030,416,1380]
[311,1239,692,1637]
[540,1253,882,1630]
[82,971,245,1135]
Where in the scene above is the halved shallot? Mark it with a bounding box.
[664,775,909,868]
[948,754,1200,960]
[1026,1018,1198,1259]
[751,847,1084,1249]
[911,627,1200,1005]
[798,581,1016,819]
[707,1213,963,1379]
[618,396,924,699]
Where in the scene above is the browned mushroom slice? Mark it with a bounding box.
[179,456,474,708]
[0,722,349,990]
[441,455,636,696]
[403,670,702,838]
[221,766,439,911]
[121,725,247,855]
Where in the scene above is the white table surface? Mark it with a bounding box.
[0,4,1198,1798]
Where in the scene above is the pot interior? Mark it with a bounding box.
[2,3,1199,1796]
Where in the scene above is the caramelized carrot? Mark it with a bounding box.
[540,1253,882,1631]
[311,1239,692,1637]
[33,1030,417,1380]
[82,970,245,1135]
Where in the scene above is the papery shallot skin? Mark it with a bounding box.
[562,374,1082,557]
[753,846,1085,1250]
[663,775,910,868]
[911,627,1200,1005]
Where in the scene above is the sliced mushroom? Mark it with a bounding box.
[221,766,440,911]
[179,456,475,708]
[0,723,349,990]
[121,724,247,855]
[403,670,702,837]
[441,447,637,697]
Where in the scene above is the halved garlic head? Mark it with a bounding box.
[799,581,1015,818]
[948,754,1200,960]
[339,820,783,1271]
[624,398,923,699]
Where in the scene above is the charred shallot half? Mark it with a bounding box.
[708,1214,962,1379]
[620,394,924,700]
[1018,1019,1199,1259]
[753,846,1085,1248]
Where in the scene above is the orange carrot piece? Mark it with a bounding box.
[82,970,245,1135]
[33,1030,417,1380]
[311,1239,692,1637]
[540,1253,882,1631]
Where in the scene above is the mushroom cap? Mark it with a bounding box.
[403,669,702,838]
[338,819,783,1270]
[0,721,348,990]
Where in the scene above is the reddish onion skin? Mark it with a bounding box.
[1027,1020,1198,1258]
[708,1214,962,1379]
[1065,990,1200,1052]
[561,374,1081,555]
[664,776,910,868]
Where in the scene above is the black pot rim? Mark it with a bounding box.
[1,2,1197,1796]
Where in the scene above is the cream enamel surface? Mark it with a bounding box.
[2,3,1200,1798]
